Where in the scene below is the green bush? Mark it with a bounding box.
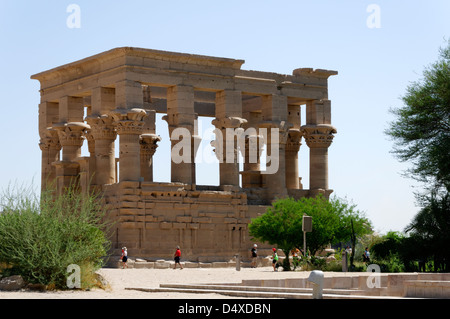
[0,183,111,289]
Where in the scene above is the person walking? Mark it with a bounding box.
[363,247,371,263]
[121,247,128,269]
[251,244,258,268]
[272,248,279,272]
[173,245,183,269]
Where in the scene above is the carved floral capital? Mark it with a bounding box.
[301,124,337,148]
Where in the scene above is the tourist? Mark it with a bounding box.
[174,246,183,269]
[251,244,258,268]
[272,248,279,271]
[121,247,128,269]
[363,247,371,263]
[291,247,300,269]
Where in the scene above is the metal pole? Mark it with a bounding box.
[303,231,306,257]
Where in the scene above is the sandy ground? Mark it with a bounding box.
[0,266,315,299]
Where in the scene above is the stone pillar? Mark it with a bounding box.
[139,108,161,182]
[88,86,117,186]
[53,122,90,191]
[86,115,117,186]
[301,99,337,191]
[285,104,302,189]
[140,133,161,182]
[110,109,147,182]
[259,121,290,200]
[285,130,302,189]
[260,94,290,201]
[301,124,336,190]
[212,117,247,187]
[240,112,263,188]
[212,90,247,188]
[240,134,264,188]
[39,128,61,191]
[163,85,197,185]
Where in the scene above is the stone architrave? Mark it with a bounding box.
[110,108,147,182]
[301,124,337,190]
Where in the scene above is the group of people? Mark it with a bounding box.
[251,244,280,271]
[120,244,371,270]
[120,245,183,269]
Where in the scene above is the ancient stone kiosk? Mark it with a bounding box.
[32,47,337,263]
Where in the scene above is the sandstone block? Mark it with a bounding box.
[176,216,192,223]
[160,222,172,229]
[173,222,186,229]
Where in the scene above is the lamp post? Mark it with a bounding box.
[302,215,312,256]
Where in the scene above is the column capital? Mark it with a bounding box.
[39,128,61,151]
[140,133,161,157]
[109,108,147,135]
[54,122,90,147]
[85,115,117,140]
[286,129,302,153]
[301,124,337,148]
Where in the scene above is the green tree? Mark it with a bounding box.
[0,183,111,289]
[248,198,302,270]
[385,40,450,194]
[385,41,450,272]
[248,195,372,270]
[404,191,450,271]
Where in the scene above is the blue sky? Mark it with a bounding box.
[0,1,449,233]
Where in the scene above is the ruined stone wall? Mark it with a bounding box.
[103,181,268,262]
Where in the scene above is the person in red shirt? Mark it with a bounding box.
[173,245,183,269]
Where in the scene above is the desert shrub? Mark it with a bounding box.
[0,183,111,289]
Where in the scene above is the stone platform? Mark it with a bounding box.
[126,271,450,299]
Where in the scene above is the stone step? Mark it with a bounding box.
[125,284,408,299]
[160,283,366,295]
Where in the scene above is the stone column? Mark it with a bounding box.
[301,99,337,191]
[140,133,161,182]
[88,86,117,186]
[86,115,117,186]
[163,85,197,185]
[285,104,302,189]
[53,122,90,191]
[212,90,247,188]
[259,121,290,201]
[285,130,302,189]
[240,133,264,188]
[301,124,336,190]
[110,109,147,182]
[260,94,290,201]
[39,128,61,191]
[240,112,263,188]
[212,117,247,187]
